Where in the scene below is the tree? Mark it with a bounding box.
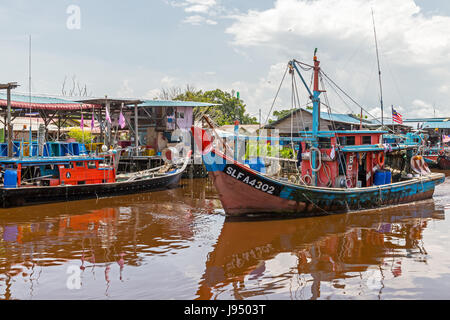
[173,88,258,126]
[268,109,292,124]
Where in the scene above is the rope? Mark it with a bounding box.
[263,65,289,126]
[320,70,395,133]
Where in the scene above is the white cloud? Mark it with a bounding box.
[182,15,207,26]
[226,0,450,66]
[170,0,222,25]
[223,0,450,119]
[117,80,134,98]
[185,4,211,14]
[205,19,218,25]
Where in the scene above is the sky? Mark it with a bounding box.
[0,0,449,122]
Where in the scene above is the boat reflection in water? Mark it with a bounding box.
[196,200,445,300]
[0,178,448,299]
[0,179,222,300]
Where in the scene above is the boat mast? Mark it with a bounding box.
[289,50,322,186]
[311,50,321,186]
[372,9,384,128]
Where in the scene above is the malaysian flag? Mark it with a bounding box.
[392,107,403,124]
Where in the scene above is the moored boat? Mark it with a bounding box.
[192,54,445,217]
[438,154,450,170]
[0,150,190,208]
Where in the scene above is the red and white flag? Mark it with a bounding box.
[392,107,403,124]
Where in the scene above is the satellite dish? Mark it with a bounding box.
[101,145,108,152]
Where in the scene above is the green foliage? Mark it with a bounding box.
[245,142,280,159]
[268,109,292,124]
[273,109,292,120]
[244,143,294,160]
[67,128,93,143]
[174,89,258,126]
[280,147,294,159]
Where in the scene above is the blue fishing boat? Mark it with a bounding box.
[192,54,445,217]
[0,150,191,208]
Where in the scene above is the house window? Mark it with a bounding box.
[318,137,332,149]
[76,162,85,167]
[88,161,97,169]
[177,112,185,119]
[362,136,372,144]
[338,136,355,145]
[346,136,355,145]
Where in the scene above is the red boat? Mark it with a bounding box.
[438,154,450,170]
[0,151,191,208]
[191,54,445,217]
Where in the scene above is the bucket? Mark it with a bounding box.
[4,169,17,188]
[384,170,392,184]
[374,170,386,186]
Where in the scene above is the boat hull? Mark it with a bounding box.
[203,150,446,217]
[438,155,450,170]
[0,170,183,208]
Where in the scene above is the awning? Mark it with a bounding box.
[0,93,101,111]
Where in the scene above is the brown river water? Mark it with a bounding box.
[1,172,450,300]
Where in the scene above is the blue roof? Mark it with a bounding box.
[320,112,366,125]
[422,121,450,129]
[137,100,219,108]
[0,93,83,105]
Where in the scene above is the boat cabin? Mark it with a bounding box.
[300,130,392,188]
[0,157,116,188]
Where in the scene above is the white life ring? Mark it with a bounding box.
[309,147,322,172]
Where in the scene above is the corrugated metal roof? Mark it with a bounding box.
[422,121,450,129]
[366,119,412,127]
[265,108,373,128]
[0,93,100,110]
[137,100,220,108]
[320,112,368,125]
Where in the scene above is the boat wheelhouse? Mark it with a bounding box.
[1,156,115,189]
[300,130,418,188]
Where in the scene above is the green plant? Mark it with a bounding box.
[67,128,93,143]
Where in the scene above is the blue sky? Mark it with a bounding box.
[1,0,449,121]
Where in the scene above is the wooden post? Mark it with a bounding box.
[7,87,12,157]
[106,100,111,147]
[134,103,139,156]
[99,109,104,144]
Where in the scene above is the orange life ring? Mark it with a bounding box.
[377,152,385,166]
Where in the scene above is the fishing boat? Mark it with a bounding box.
[437,153,450,170]
[0,149,190,208]
[192,54,445,217]
[423,145,450,170]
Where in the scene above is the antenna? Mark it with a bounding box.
[28,35,32,154]
[372,8,384,128]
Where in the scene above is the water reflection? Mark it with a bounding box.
[197,200,445,300]
[0,177,448,300]
[0,179,222,300]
